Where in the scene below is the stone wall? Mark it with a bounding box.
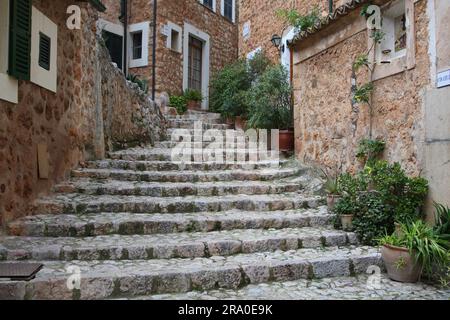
[292,1,431,177]
[238,0,329,62]
[0,0,166,227]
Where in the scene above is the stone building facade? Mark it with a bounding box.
[99,0,239,109]
[288,0,450,208]
[0,0,166,226]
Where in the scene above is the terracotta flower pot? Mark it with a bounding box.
[327,194,342,211]
[235,116,247,130]
[340,214,354,231]
[187,100,201,111]
[224,117,234,126]
[381,245,422,283]
[279,130,294,152]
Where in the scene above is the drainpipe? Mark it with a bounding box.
[123,0,128,76]
[328,0,333,14]
[151,0,158,100]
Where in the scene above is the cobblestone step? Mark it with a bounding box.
[141,275,450,300]
[83,159,287,171]
[32,193,324,215]
[109,147,276,162]
[7,208,332,237]
[72,168,302,183]
[0,246,382,300]
[1,227,358,262]
[52,179,302,197]
[167,121,231,130]
[166,112,221,122]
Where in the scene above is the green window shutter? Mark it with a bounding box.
[8,0,32,81]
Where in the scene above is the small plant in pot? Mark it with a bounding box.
[378,220,449,283]
[321,168,342,211]
[334,196,359,231]
[183,89,203,111]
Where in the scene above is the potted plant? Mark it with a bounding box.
[321,168,342,210]
[183,89,203,111]
[378,220,449,283]
[169,95,187,115]
[334,196,359,231]
[247,65,294,151]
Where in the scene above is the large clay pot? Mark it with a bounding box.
[235,116,247,130]
[340,214,354,231]
[187,100,201,111]
[381,245,422,283]
[279,130,294,152]
[327,194,342,211]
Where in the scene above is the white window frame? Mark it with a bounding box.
[128,21,149,68]
[370,0,415,81]
[0,0,18,104]
[198,0,216,13]
[165,22,182,53]
[221,0,236,23]
[183,23,210,110]
[30,6,58,93]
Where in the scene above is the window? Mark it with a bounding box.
[200,0,216,12]
[102,30,123,70]
[376,0,407,63]
[132,31,142,60]
[165,22,182,53]
[371,0,415,81]
[30,6,58,93]
[38,32,51,71]
[221,0,235,22]
[128,22,149,68]
[188,36,203,91]
[0,0,18,103]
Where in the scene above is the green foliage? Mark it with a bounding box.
[353,192,394,245]
[337,173,366,199]
[169,95,187,114]
[366,161,428,224]
[370,30,386,44]
[356,139,385,164]
[354,82,374,104]
[379,221,449,276]
[334,196,360,216]
[127,74,149,94]
[353,54,370,72]
[183,89,203,102]
[247,51,271,82]
[276,6,321,31]
[209,59,252,118]
[360,3,373,18]
[246,65,293,130]
[434,202,450,247]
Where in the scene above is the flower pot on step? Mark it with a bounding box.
[340,214,354,231]
[279,130,294,152]
[187,100,201,111]
[327,195,342,211]
[381,245,422,283]
[235,116,247,130]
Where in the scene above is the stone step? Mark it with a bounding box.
[167,112,221,121]
[1,227,358,262]
[72,168,302,183]
[7,208,332,237]
[0,246,381,300]
[32,193,324,215]
[53,179,302,197]
[154,139,259,149]
[83,159,287,172]
[141,275,450,300]
[109,148,277,162]
[168,122,231,130]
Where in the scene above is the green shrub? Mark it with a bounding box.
[127,74,149,94]
[276,6,321,31]
[169,95,187,114]
[356,139,385,164]
[434,202,450,247]
[353,192,394,245]
[247,50,271,82]
[337,172,366,199]
[246,65,293,130]
[209,59,252,118]
[183,89,203,102]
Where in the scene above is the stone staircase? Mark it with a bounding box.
[0,110,383,300]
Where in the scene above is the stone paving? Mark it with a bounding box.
[145,275,450,300]
[0,110,446,300]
